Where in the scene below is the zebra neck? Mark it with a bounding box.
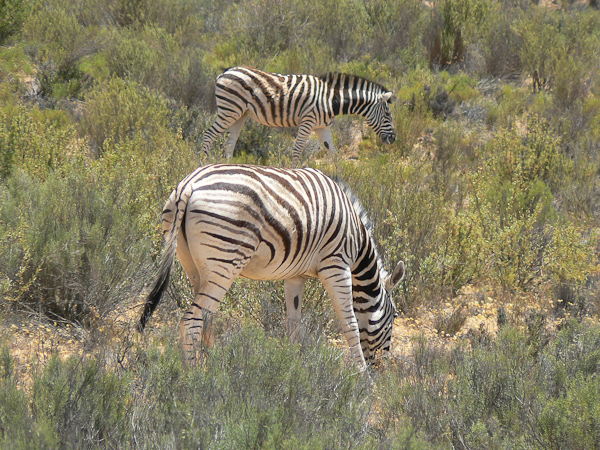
[333,88,373,117]
[327,74,379,117]
[351,241,385,306]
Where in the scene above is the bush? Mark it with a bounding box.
[0,105,76,181]
[375,320,600,449]
[424,0,490,69]
[476,1,521,77]
[31,354,131,448]
[0,345,35,449]
[105,25,215,108]
[0,165,155,323]
[465,116,582,292]
[134,325,374,448]
[81,77,170,155]
[22,2,101,99]
[514,8,600,99]
[362,0,427,69]
[0,0,30,45]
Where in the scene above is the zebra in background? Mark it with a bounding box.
[139,164,405,370]
[201,66,397,165]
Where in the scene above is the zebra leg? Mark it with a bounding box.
[175,232,218,350]
[291,117,316,166]
[284,276,307,343]
[319,267,367,371]
[179,231,256,357]
[179,275,237,356]
[175,233,201,296]
[224,111,249,159]
[314,126,337,156]
[200,111,246,157]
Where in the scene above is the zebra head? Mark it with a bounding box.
[361,260,405,363]
[364,91,396,145]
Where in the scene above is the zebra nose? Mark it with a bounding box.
[384,133,396,144]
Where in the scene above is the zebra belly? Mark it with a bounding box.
[245,106,301,129]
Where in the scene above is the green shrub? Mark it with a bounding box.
[376,321,600,449]
[486,84,530,128]
[0,165,155,322]
[0,0,30,44]
[476,0,521,77]
[0,345,36,449]
[466,116,576,292]
[538,375,600,450]
[103,27,156,84]
[2,320,600,449]
[22,2,101,99]
[105,25,215,107]
[81,77,170,155]
[544,223,599,287]
[31,354,131,448]
[133,324,375,448]
[361,0,427,68]
[0,46,34,79]
[215,0,376,68]
[513,8,561,92]
[425,0,490,68]
[0,105,76,181]
[514,8,600,99]
[444,72,479,104]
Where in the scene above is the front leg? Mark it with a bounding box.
[224,111,249,159]
[284,277,307,342]
[319,266,367,371]
[314,126,337,156]
[292,114,317,167]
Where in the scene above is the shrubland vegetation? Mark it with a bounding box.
[1,0,600,447]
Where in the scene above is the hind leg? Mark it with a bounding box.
[179,242,256,355]
[201,109,248,157]
[174,231,228,352]
[176,234,201,296]
[174,234,215,353]
[179,277,233,354]
[224,111,249,159]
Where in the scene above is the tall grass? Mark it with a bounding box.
[2,320,600,448]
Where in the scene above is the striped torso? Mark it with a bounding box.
[165,164,372,281]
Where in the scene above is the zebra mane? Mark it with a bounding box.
[318,72,390,94]
[335,180,374,235]
[333,177,388,278]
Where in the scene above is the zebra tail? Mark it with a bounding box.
[138,190,187,332]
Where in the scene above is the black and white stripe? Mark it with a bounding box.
[201,67,397,165]
[139,164,405,369]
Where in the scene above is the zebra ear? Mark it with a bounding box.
[380,92,395,104]
[385,261,405,291]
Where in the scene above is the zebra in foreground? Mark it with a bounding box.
[201,66,397,165]
[139,164,405,370]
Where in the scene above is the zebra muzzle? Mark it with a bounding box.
[383,133,396,144]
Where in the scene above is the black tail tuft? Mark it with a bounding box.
[138,269,171,332]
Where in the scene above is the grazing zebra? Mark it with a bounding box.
[139,164,405,370]
[201,66,397,165]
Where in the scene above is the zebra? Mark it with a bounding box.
[200,66,397,165]
[138,164,405,370]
